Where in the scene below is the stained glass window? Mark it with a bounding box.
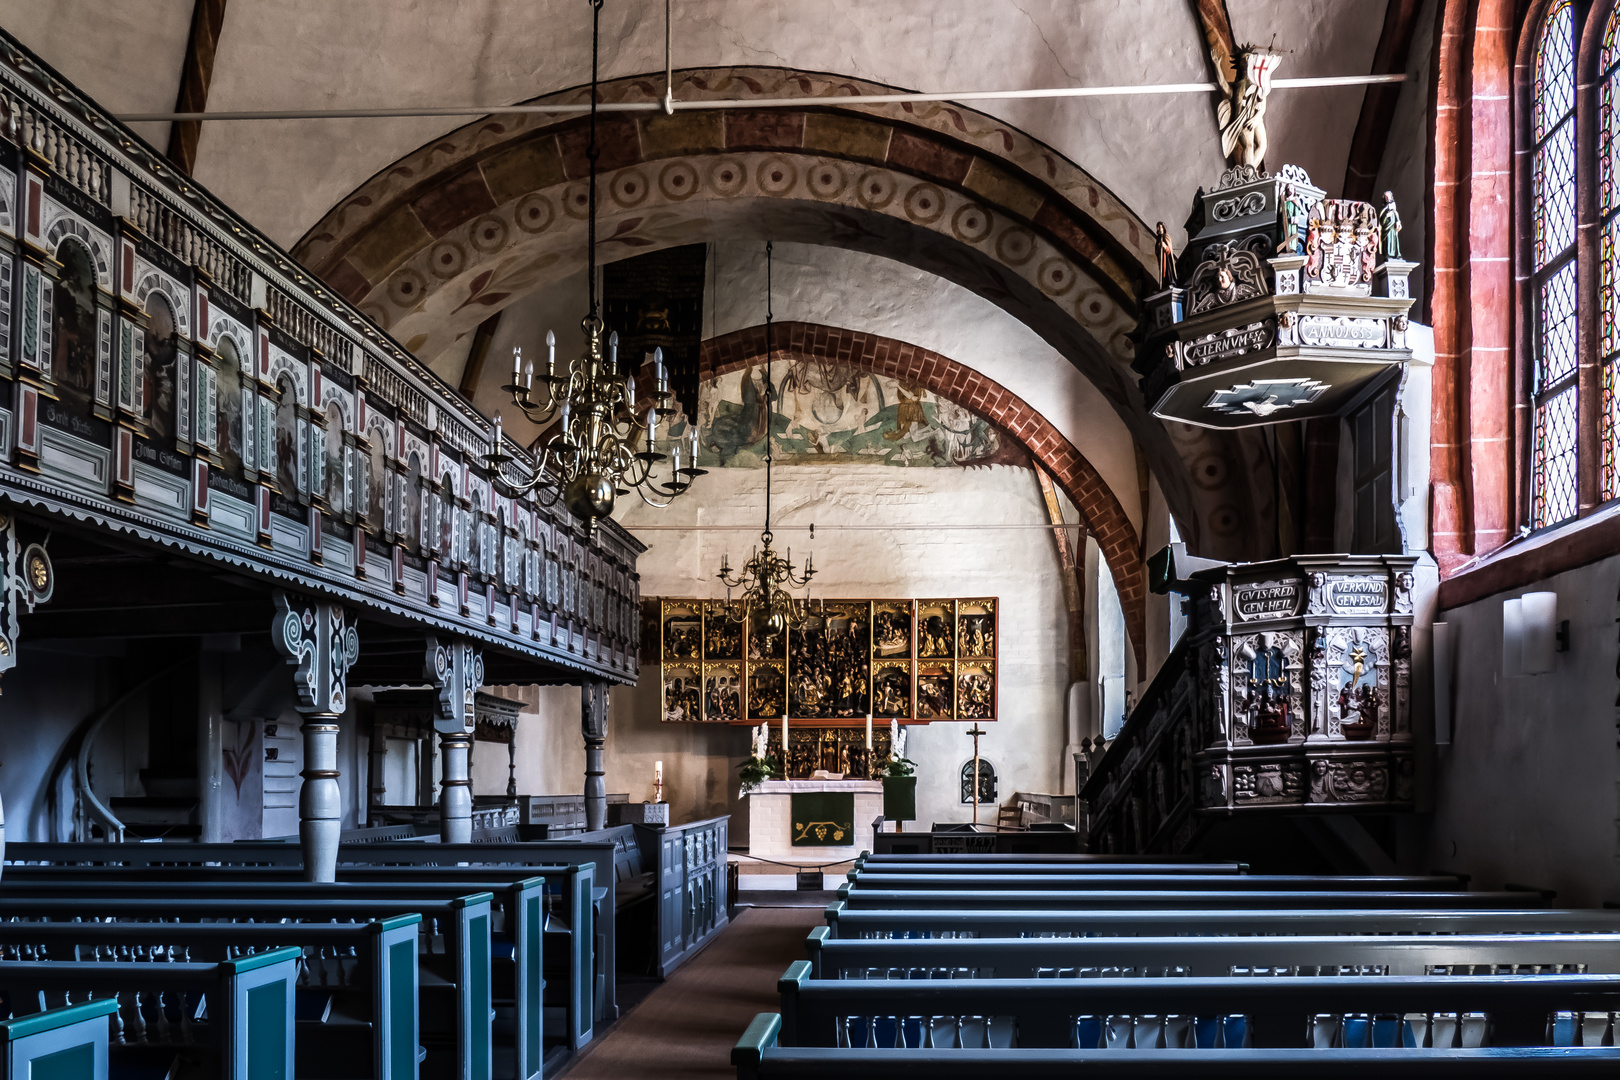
[1603,8,1620,501]
[1533,1,1580,527]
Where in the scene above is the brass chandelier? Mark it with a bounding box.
[716,242,815,640]
[483,0,702,536]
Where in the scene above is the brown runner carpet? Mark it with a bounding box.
[556,906,822,1079]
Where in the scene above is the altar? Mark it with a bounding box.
[747,779,885,861]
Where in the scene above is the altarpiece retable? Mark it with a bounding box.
[656,597,997,725]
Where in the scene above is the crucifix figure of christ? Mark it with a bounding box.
[966,724,987,824]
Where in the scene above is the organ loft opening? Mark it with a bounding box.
[0,0,1614,1076]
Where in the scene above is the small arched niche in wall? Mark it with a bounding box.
[960,759,998,805]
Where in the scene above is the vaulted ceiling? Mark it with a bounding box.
[3,1,1399,249]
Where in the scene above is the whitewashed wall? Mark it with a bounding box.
[1428,549,1620,905]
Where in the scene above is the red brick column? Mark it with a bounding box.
[1429,0,1519,574]
[700,321,1147,671]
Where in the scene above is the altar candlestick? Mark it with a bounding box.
[865,713,873,751]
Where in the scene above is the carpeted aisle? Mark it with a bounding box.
[555,905,823,1079]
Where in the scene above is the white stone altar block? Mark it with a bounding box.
[747,779,884,861]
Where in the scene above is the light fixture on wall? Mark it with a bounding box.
[716,242,815,639]
[483,0,702,537]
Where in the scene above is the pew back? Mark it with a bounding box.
[836,886,1543,909]
[776,961,1620,1049]
[0,948,300,1080]
[845,873,1470,891]
[0,998,115,1080]
[803,927,1620,978]
[823,903,1620,938]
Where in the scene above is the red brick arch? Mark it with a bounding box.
[700,321,1146,669]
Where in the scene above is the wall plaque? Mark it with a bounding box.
[1233,579,1301,619]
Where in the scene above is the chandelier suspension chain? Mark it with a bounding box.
[763,240,774,540]
[586,0,604,322]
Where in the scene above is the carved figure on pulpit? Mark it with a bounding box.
[1213,44,1280,170]
[1380,191,1403,260]
[1245,641,1291,744]
[1156,221,1178,287]
[1277,185,1305,255]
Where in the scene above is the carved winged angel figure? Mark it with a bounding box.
[1213,44,1281,169]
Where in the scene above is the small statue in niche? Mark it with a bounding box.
[1155,221,1179,287]
[1380,191,1403,260]
[1214,45,1281,170]
[1277,185,1305,255]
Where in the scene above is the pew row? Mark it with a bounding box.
[0,917,419,1080]
[853,853,1245,871]
[835,886,1545,910]
[803,927,1620,979]
[822,902,1620,939]
[0,888,496,1080]
[844,873,1472,891]
[733,1012,1620,1078]
[0,948,300,1080]
[0,864,595,1061]
[776,962,1620,1049]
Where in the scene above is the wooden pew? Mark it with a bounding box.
[0,998,117,1080]
[822,902,1620,939]
[0,948,300,1080]
[733,1012,1620,1078]
[0,888,496,1080]
[853,854,1246,873]
[836,885,1544,910]
[0,918,419,1080]
[0,863,593,1061]
[844,872,1470,891]
[803,927,1620,979]
[775,961,1620,1048]
[12,839,619,1025]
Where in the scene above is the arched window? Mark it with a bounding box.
[960,759,997,805]
[1532,1,1580,527]
[1601,7,1620,501]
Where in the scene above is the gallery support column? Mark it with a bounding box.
[582,679,610,831]
[272,591,359,882]
[426,637,483,844]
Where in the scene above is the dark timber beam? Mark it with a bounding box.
[459,312,503,398]
[1190,0,1238,94]
[1342,0,1424,201]
[166,0,228,176]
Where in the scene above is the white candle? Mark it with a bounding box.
[689,424,699,462]
[865,713,873,751]
[654,760,663,782]
[512,346,522,381]
[781,711,789,770]
[492,412,502,453]
[524,357,534,389]
[545,329,556,377]
[625,372,636,410]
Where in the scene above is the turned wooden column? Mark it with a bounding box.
[426,637,483,843]
[272,591,359,882]
[582,679,610,831]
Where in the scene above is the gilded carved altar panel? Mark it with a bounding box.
[655,596,998,723]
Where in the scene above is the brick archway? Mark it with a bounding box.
[292,67,1263,560]
[700,321,1146,670]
